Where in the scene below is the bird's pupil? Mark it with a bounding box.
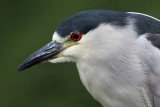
[73,34,79,39]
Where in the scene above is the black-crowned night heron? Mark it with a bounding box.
[17,10,160,107]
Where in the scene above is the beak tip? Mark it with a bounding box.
[16,65,23,72]
[16,70,21,72]
[16,62,27,72]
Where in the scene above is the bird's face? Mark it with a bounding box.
[17,10,130,72]
[17,27,94,72]
[50,31,90,63]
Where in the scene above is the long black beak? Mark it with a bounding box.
[17,41,63,72]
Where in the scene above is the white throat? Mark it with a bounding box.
[75,24,146,107]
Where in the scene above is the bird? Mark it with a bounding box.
[17,10,160,107]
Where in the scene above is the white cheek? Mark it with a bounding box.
[62,45,80,58]
[62,44,90,61]
[49,57,72,63]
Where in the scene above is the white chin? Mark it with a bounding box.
[49,57,74,63]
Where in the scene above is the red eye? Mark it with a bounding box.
[71,33,82,41]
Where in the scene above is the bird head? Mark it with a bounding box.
[17,10,134,72]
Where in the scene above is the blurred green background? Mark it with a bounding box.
[1,0,160,106]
